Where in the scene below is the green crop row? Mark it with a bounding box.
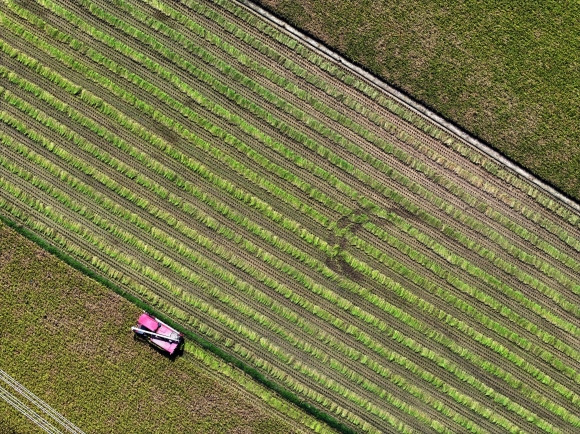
[0,199,444,434]
[230,343,379,433]
[337,232,580,407]
[215,0,580,243]
[0,114,538,434]
[0,39,572,428]
[355,221,580,365]
[3,186,519,432]
[0,64,337,270]
[120,0,580,287]
[333,239,580,416]
[363,213,580,337]
[0,57,560,434]
[357,214,580,350]
[205,0,580,230]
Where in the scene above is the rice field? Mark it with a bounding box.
[0,0,579,432]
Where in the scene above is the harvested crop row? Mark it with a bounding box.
[3,4,576,420]
[11,0,576,316]
[60,0,580,308]
[12,0,576,344]
[2,29,576,430]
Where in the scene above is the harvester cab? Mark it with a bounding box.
[131,312,184,356]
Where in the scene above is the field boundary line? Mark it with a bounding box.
[233,0,580,215]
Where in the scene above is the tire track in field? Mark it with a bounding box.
[0,368,84,434]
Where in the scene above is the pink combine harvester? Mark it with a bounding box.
[131,312,184,356]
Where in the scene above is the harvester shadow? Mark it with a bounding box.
[133,333,184,361]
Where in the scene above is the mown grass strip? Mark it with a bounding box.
[33,0,354,219]
[0,97,546,431]
[0,31,336,255]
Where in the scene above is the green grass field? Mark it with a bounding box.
[0,220,329,433]
[258,0,580,200]
[0,0,579,432]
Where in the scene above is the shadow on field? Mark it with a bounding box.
[133,333,185,362]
